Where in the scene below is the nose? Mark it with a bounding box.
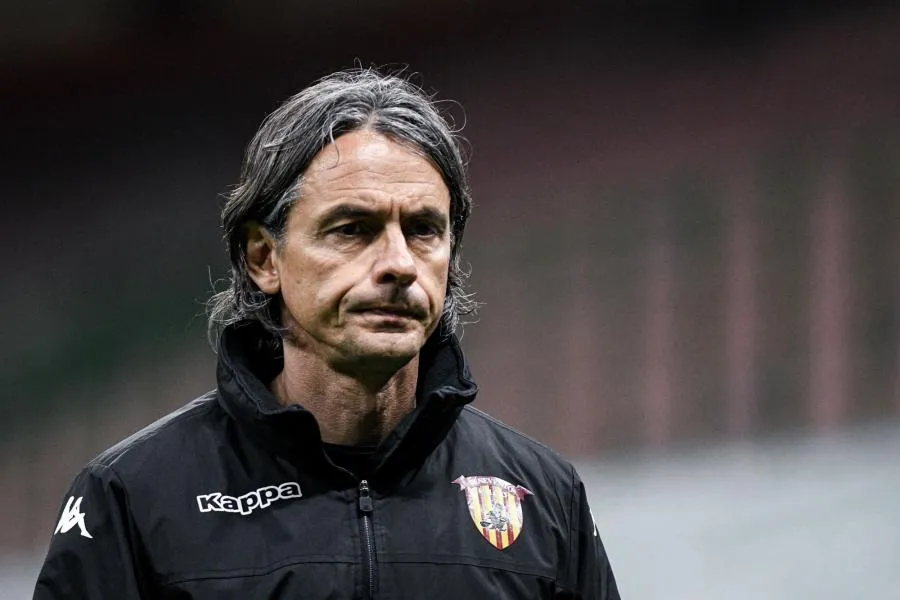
[372,226,417,287]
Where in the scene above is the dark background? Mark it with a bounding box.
[2,0,899,578]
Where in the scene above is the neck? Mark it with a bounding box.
[270,343,419,446]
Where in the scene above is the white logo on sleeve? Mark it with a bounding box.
[54,496,93,539]
[196,482,302,516]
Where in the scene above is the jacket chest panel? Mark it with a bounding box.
[148,488,361,584]
[372,483,564,578]
[147,481,563,598]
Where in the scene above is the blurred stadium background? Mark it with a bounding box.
[2,1,900,598]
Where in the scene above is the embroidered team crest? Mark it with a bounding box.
[453,475,532,550]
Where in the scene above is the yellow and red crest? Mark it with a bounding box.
[452,475,533,550]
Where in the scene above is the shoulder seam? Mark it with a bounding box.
[89,391,219,470]
[461,406,566,458]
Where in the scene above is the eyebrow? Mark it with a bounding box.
[316,204,375,228]
[406,206,450,228]
[317,203,449,229]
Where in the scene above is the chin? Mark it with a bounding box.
[347,331,425,363]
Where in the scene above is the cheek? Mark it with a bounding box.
[279,256,347,321]
[278,270,314,324]
[314,262,371,318]
[424,253,451,306]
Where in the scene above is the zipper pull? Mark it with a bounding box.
[358,480,373,513]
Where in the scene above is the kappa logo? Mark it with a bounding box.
[453,475,532,550]
[54,496,93,539]
[196,482,302,516]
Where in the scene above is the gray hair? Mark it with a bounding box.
[206,68,476,348]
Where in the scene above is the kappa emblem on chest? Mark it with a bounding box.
[452,475,533,550]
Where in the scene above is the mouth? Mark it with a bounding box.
[366,309,414,318]
[352,305,424,321]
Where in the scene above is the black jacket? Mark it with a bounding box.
[34,323,620,599]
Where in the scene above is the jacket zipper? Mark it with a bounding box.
[358,479,376,599]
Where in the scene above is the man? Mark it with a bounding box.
[34,68,620,599]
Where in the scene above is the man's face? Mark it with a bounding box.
[254,130,452,371]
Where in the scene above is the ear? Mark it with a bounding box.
[245,222,281,295]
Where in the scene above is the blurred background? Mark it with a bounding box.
[2,1,900,598]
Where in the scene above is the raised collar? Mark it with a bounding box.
[215,322,478,484]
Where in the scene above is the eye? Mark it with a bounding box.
[408,221,440,238]
[333,222,367,237]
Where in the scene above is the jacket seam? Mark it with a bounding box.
[89,393,219,470]
[160,555,557,587]
[379,552,556,579]
[565,463,578,587]
[89,463,152,597]
[462,407,564,457]
[158,556,360,586]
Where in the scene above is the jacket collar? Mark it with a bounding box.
[215,321,478,483]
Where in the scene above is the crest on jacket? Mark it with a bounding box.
[452,475,532,550]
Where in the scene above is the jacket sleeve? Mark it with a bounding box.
[558,467,621,599]
[33,463,149,599]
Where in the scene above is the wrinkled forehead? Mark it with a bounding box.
[293,130,451,216]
